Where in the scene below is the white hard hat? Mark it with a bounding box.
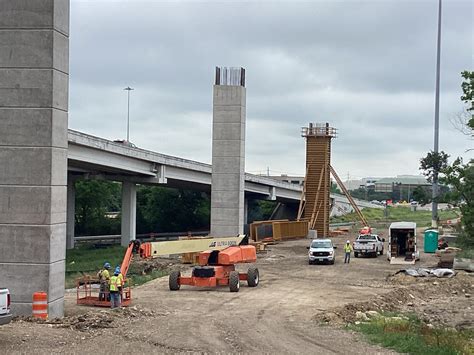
[346,240,350,243]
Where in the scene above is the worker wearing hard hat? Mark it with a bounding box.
[115,266,124,301]
[109,268,123,308]
[97,262,111,301]
[343,240,353,264]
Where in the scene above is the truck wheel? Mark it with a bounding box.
[379,247,384,256]
[354,252,359,258]
[169,271,180,291]
[330,259,335,265]
[247,267,259,287]
[229,271,240,292]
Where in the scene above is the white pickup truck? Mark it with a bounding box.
[353,234,384,258]
[0,288,12,325]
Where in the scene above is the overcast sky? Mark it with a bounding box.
[69,0,473,180]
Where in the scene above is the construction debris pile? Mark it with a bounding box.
[15,306,157,332]
[318,271,473,329]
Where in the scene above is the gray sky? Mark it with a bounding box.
[69,0,473,180]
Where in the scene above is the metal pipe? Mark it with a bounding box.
[432,0,442,228]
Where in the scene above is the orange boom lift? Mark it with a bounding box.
[169,245,259,292]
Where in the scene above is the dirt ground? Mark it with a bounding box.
[1,233,472,354]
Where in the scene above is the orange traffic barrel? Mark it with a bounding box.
[32,292,48,319]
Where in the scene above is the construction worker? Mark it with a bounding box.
[115,266,124,301]
[97,262,111,301]
[344,240,353,264]
[109,269,122,308]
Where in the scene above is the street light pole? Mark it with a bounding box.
[124,86,134,142]
[432,0,442,228]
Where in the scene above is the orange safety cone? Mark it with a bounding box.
[32,292,48,319]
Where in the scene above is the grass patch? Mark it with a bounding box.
[331,207,460,228]
[456,247,474,259]
[351,313,474,355]
[65,244,168,289]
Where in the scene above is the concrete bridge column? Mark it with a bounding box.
[121,181,137,246]
[66,176,76,250]
[0,0,69,317]
[210,67,246,237]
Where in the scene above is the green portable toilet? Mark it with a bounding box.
[424,229,439,253]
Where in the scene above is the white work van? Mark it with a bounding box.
[387,222,419,265]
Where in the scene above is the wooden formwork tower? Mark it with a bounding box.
[300,123,337,237]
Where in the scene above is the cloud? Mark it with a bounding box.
[69,0,474,179]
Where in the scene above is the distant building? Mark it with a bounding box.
[374,175,430,201]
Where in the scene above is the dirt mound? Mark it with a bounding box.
[129,257,179,275]
[318,272,473,327]
[15,306,157,332]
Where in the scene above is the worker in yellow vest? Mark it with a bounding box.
[343,240,353,264]
[109,269,122,308]
[97,262,111,301]
[114,266,124,302]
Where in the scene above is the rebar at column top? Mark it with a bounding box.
[215,67,246,87]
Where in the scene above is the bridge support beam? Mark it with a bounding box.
[121,182,137,246]
[66,176,76,250]
[210,67,246,237]
[0,0,69,317]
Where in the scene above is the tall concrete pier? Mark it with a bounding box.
[210,67,246,236]
[0,0,69,317]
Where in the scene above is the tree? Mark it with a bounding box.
[75,180,121,236]
[412,186,430,205]
[460,70,474,135]
[419,151,449,183]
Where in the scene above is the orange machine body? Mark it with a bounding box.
[176,245,257,290]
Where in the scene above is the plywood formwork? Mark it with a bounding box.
[301,123,337,237]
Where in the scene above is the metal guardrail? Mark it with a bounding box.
[74,231,210,243]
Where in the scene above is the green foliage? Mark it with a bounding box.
[351,313,473,355]
[412,186,431,205]
[347,187,391,202]
[248,200,277,223]
[136,186,210,233]
[65,244,169,289]
[331,182,342,194]
[461,70,474,114]
[420,151,450,183]
[65,244,126,288]
[441,158,474,248]
[75,180,121,236]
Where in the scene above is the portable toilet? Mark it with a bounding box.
[424,229,439,253]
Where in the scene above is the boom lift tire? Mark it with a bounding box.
[169,271,181,291]
[229,271,240,292]
[247,267,259,287]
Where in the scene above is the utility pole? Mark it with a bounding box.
[124,86,134,142]
[432,0,442,228]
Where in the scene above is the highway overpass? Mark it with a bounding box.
[67,129,381,247]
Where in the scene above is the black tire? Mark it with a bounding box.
[247,267,259,287]
[354,252,359,258]
[229,271,240,292]
[169,271,180,291]
[330,259,335,265]
[379,247,384,256]
[308,260,314,265]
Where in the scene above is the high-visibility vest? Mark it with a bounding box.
[344,244,352,253]
[109,275,122,291]
[117,273,124,286]
[97,269,110,282]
